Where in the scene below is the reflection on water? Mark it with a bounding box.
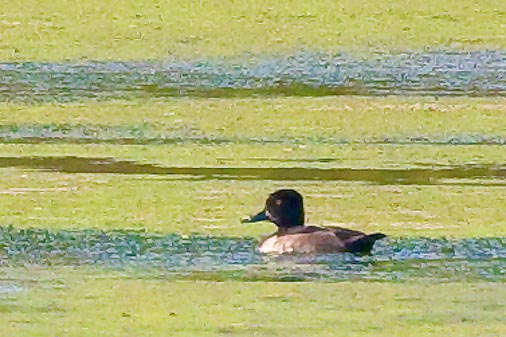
[2,51,506,102]
[1,226,505,282]
[1,156,506,185]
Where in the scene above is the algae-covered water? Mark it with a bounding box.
[2,51,506,282]
[2,54,506,285]
[1,153,506,282]
[3,1,506,334]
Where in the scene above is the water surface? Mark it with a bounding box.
[2,124,506,146]
[1,156,506,185]
[2,51,506,102]
[1,226,505,282]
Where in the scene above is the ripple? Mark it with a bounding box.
[1,226,506,282]
[2,51,506,102]
[2,124,506,146]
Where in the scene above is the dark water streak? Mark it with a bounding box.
[1,156,506,184]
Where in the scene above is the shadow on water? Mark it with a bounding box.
[1,226,505,282]
[2,51,506,102]
[1,156,506,185]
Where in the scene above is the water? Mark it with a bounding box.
[2,124,506,145]
[1,226,505,281]
[1,156,506,185]
[2,51,506,283]
[2,51,506,102]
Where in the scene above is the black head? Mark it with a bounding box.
[242,189,305,228]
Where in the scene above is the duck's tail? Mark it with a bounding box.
[346,233,387,255]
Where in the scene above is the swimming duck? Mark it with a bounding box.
[242,189,386,254]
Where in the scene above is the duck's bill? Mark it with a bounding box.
[241,209,268,223]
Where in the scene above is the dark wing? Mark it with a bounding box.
[324,226,366,240]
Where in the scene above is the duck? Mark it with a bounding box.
[242,189,386,254]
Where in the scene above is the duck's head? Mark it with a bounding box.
[242,189,304,228]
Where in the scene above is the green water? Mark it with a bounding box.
[2,51,506,284]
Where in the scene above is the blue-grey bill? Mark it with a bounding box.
[242,210,268,223]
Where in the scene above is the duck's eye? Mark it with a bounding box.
[275,199,282,206]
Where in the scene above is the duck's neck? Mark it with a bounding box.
[277,225,306,235]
